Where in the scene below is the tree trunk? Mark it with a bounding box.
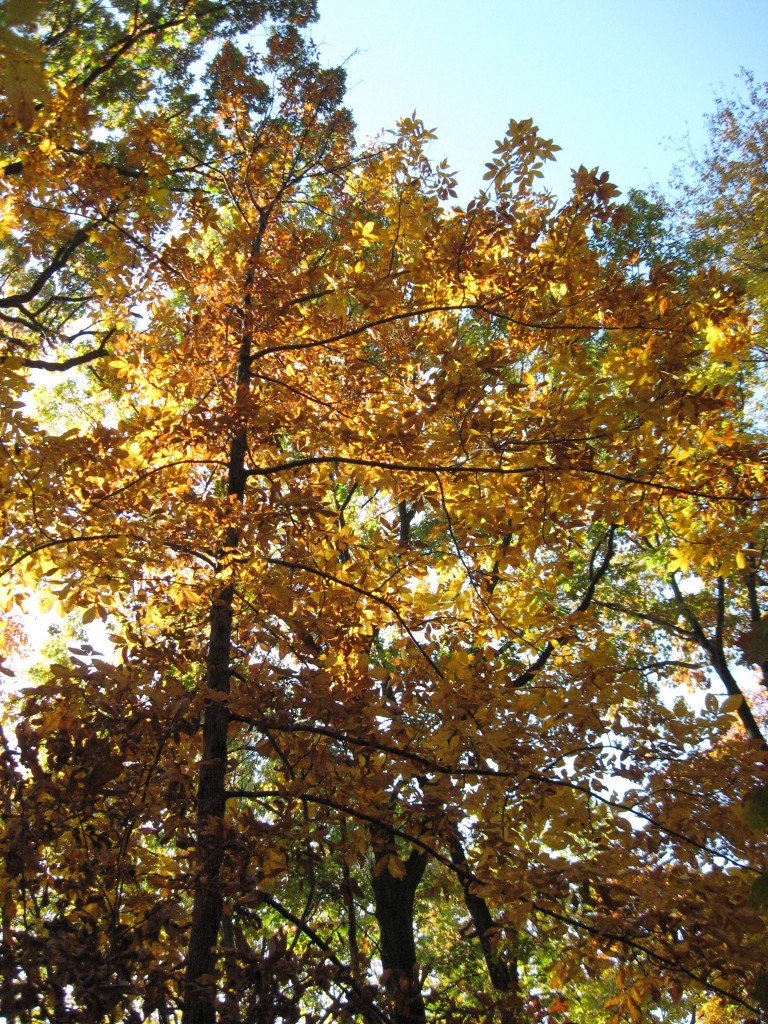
[370,836,428,1024]
[182,283,253,1020]
[182,583,235,1023]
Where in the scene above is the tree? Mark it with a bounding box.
[1,7,768,1024]
[565,71,768,1017]
[589,74,768,788]
[673,72,768,331]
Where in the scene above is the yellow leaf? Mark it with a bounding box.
[0,27,49,129]
[721,694,743,714]
[668,547,689,574]
[704,322,728,356]
[3,0,44,26]
[387,854,407,879]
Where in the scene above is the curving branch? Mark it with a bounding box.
[247,456,764,503]
[511,523,616,687]
[670,573,767,747]
[0,226,92,311]
[21,330,114,372]
[256,891,394,1024]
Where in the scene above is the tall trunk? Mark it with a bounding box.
[183,582,235,1023]
[370,833,427,1024]
[182,271,253,1022]
[369,508,427,1022]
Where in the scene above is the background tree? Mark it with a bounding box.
[674,72,768,335]
[583,70,768,1018]
[590,73,768,750]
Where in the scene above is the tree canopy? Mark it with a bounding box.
[1,6,767,1024]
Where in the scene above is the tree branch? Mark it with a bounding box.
[21,332,113,372]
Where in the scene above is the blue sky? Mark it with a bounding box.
[314,1,768,201]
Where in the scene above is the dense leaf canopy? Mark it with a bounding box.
[0,6,767,1024]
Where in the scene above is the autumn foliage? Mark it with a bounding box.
[0,4,767,1024]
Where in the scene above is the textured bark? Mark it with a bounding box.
[370,838,427,1024]
[182,300,252,1020]
[183,585,234,1023]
